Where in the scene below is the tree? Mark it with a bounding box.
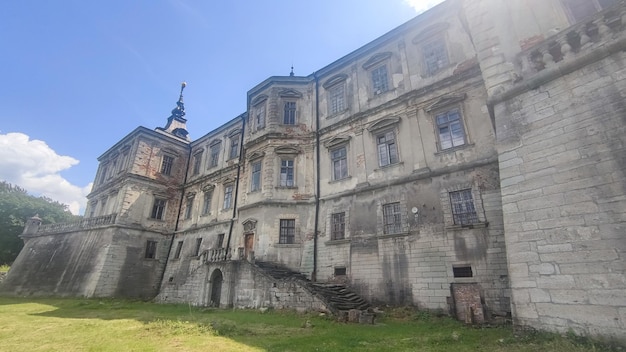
[0,181,81,265]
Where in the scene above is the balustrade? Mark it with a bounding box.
[36,213,117,234]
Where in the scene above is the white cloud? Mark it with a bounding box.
[0,132,91,215]
[404,0,445,14]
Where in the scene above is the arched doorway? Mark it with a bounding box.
[209,269,223,307]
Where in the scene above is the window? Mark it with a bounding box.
[453,265,473,278]
[283,101,296,125]
[100,197,107,215]
[563,0,617,23]
[209,142,221,168]
[174,241,183,259]
[217,233,225,248]
[422,39,449,75]
[194,238,202,256]
[184,195,194,220]
[160,155,174,176]
[436,109,466,150]
[192,152,203,175]
[334,267,347,276]
[99,165,109,184]
[279,219,296,244]
[250,161,262,192]
[223,184,233,209]
[328,84,346,115]
[450,189,479,225]
[255,104,266,130]
[371,65,389,95]
[383,202,402,234]
[331,212,346,240]
[331,146,348,180]
[119,152,128,173]
[150,198,166,220]
[280,159,295,187]
[145,240,157,259]
[377,131,399,167]
[202,190,212,215]
[229,136,240,159]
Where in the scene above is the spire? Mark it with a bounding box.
[156,82,190,141]
[289,65,294,77]
[171,81,187,119]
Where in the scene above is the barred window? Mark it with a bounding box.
[450,189,479,225]
[331,212,346,240]
[382,202,402,234]
[279,219,296,244]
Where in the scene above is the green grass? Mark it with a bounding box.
[0,297,619,352]
[0,265,9,273]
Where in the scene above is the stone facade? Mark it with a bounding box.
[2,0,625,342]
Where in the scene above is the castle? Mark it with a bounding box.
[3,0,625,341]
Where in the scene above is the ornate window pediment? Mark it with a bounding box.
[279,89,302,98]
[248,151,265,161]
[323,136,351,148]
[425,93,466,112]
[242,218,258,232]
[412,23,450,44]
[362,52,392,70]
[186,192,196,198]
[322,74,348,89]
[275,145,301,155]
[202,184,215,192]
[367,116,401,133]
[228,128,242,138]
[251,94,268,106]
[209,138,221,147]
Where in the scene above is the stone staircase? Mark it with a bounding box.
[254,261,370,315]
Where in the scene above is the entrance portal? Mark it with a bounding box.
[209,269,223,307]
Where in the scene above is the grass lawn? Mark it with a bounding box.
[0,297,617,352]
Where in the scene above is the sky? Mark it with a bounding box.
[0,0,444,215]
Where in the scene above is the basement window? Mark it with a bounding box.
[334,267,347,276]
[453,266,473,278]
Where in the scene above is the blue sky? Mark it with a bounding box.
[0,0,443,214]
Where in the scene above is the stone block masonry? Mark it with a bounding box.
[494,49,626,341]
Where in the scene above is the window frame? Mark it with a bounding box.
[250,160,262,192]
[370,64,390,95]
[449,189,479,226]
[192,151,203,176]
[209,142,221,168]
[254,103,266,130]
[223,184,233,210]
[328,83,346,115]
[184,194,194,220]
[145,240,157,259]
[229,135,240,160]
[562,0,618,23]
[202,190,213,216]
[382,202,403,235]
[331,212,346,240]
[174,240,184,259]
[376,130,399,167]
[150,198,167,220]
[193,238,203,257]
[283,101,296,125]
[279,159,295,187]
[279,219,296,244]
[435,108,467,151]
[160,155,174,176]
[421,37,449,76]
[331,145,348,181]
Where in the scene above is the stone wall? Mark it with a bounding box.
[494,50,626,340]
[0,226,169,299]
